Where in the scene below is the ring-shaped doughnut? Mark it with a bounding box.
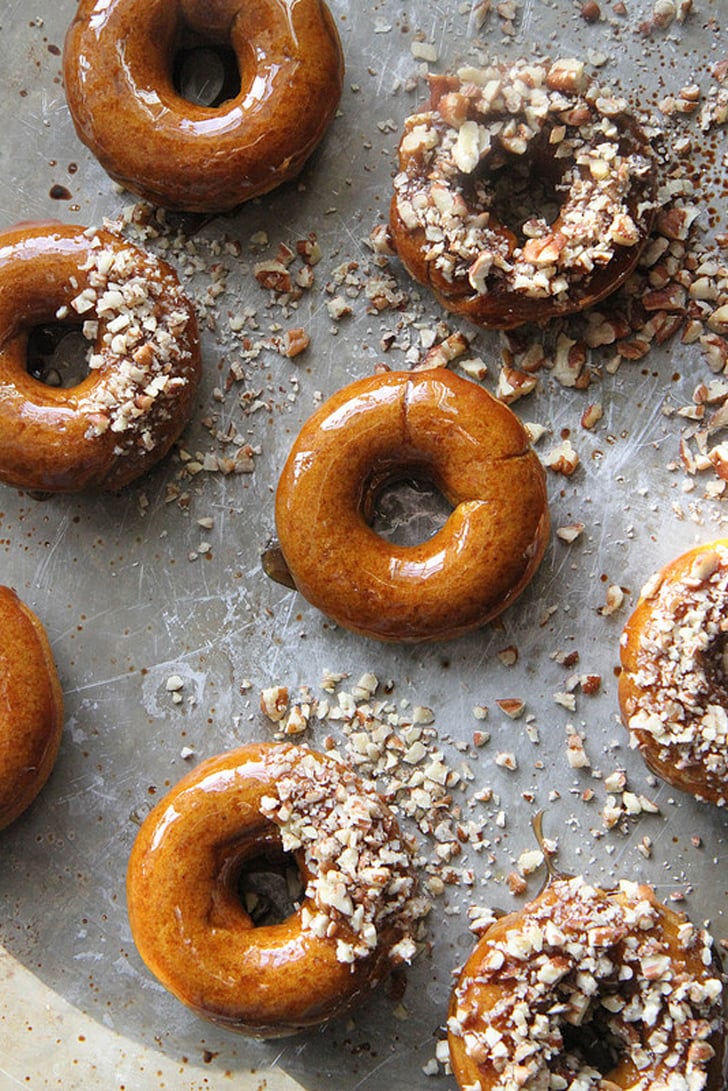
[449,874,727,1091]
[273,368,549,643]
[63,0,345,213]
[390,57,656,329]
[0,222,200,493]
[0,587,64,830]
[619,539,728,807]
[126,742,426,1036]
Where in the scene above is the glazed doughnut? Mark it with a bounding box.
[0,222,200,493]
[272,368,549,643]
[63,0,344,213]
[619,540,728,807]
[389,57,656,329]
[449,874,727,1091]
[126,741,427,1036]
[0,587,64,830]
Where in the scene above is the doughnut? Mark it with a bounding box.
[0,222,201,493]
[619,540,728,807]
[126,741,427,1036]
[389,57,656,329]
[0,587,64,830]
[272,368,549,643]
[63,0,345,213]
[449,872,727,1091]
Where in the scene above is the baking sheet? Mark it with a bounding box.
[0,0,727,1088]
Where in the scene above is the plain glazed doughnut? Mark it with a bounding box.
[63,0,344,213]
[0,222,200,493]
[449,873,727,1091]
[272,368,549,643]
[126,741,427,1036]
[389,57,656,329]
[619,540,728,807]
[0,587,64,830]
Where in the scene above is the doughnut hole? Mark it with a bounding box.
[559,1015,625,1078]
[208,828,309,933]
[237,849,305,927]
[26,323,91,389]
[367,466,454,547]
[473,130,566,248]
[696,625,728,703]
[172,43,240,108]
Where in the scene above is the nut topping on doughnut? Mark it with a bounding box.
[126,742,428,1036]
[449,875,726,1091]
[390,58,656,329]
[0,222,201,493]
[258,748,426,966]
[619,540,728,806]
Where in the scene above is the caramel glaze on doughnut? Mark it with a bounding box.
[63,0,344,213]
[0,587,64,830]
[126,742,428,1036]
[0,222,200,493]
[389,58,656,329]
[619,540,728,807]
[273,368,549,643]
[449,874,727,1091]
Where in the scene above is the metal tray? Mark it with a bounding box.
[0,1,726,1088]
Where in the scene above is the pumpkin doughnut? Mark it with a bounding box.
[272,368,549,643]
[63,0,344,213]
[126,741,427,1037]
[0,222,201,493]
[619,540,728,807]
[0,587,64,830]
[449,874,727,1091]
[389,57,656,329]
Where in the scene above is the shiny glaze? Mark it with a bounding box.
[618,539,728,807]
[63,0,344,212]
[449,877,727,1091]
[0,587,64,830]
[126,742,406,1037]
[0,222,200,493]
[274,369,550,642]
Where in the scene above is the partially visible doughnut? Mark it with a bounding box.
[63,0,344,213]
[0,587,64,830]
[390,57,656,329]
[0,222,200,493]
[273,368,549,643]
[449,874,727,1091]
[126,741,427,1036]
[619,539,728,807]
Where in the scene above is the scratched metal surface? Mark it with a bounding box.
[0,1,726,1088]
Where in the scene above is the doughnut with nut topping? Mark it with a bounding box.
[449,872,727,1091]
[619,540,728,807]
[126,741,428,1037]
[0,222,201,493]
[389,57,656,329]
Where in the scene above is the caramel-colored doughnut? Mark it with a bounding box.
[126,741,427,1036]
[0,222,200,493]
[63,0,344,213]
[0,587,64,830]
[273,368,549,643]
[449,874,727,1091]
[390,58,655,329]
[619,540,728,807]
